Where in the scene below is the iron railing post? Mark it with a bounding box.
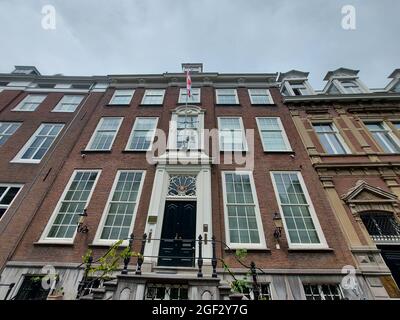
[121,233,134,274]
[135,233,147,275]
[211,236,217,278]
[197,234,203,278]
[250,261,260,300]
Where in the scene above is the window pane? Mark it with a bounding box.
[219,118,246,151]
[273,172,320,244]
[313,124,347,154]
[142,90,165,105]
[217,89,237,104]
[100,171,144,240]
[15,95,46,111]
[128,118,157,150]
[249,89,272,104]
[19,124,64,161]
[366,122,400,153]
[88,118,122,150]
[47,171,99,239]
[224,173,260,244]
[53,95,84,112]
[109,90,134,105]
[258,118,289,151]
[0,122,21,145]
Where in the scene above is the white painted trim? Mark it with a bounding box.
[12,94,47,112]
[141,89,166,105]
[51,95,85,113]
[143,164,213,266]
[108,89,135,105]
[92,170,146,246]
[85,117,123,151]
[221,171,267,250]
[125,117,159,151]
[313,122,351,155]
[168,110,205,151]
[0,184,24,221]
[256,117,292,152]
[11,123,65,164]
[217,116,248,152]
[270,171,329,250]
[248,88,274,104]
[39,169,102,244]
[364,120,400,153]
[215,88,239,105]
[178,88,201,104]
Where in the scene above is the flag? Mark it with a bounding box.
[186,70,192,98]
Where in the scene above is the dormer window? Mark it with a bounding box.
[291,83,309,96]
[392,82,400,93]
[341,81,362,94]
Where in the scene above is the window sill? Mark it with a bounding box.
[90,241,128,248]
[106,104,131,107]
[82,150,112,154]
[139,104,163,107]
[122,149,149,153]
[251,103,276,107]
[263,150,294,154]
[10,160,41,164]
[287,247,334,253]
[34,241,74,247]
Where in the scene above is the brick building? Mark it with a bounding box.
[281,68,400,299]
[0,64,397,300]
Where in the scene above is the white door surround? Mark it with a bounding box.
[143,161,213,268]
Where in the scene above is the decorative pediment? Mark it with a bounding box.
[323,68,359,81]
[342,180,399,204]
[277,70,309,82]
[174,105,204,115]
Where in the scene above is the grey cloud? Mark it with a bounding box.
[0,0,398,89]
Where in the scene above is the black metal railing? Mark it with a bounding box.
[77,234,267,300]
[361,213,400,242]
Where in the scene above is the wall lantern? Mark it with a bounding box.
[77,208,89,234]
[273,212,283,239]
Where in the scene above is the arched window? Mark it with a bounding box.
[360,212,400,241]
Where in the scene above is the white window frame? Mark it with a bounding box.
[141,89,165,105]
[340,80,363,94]
[248,88,274,105]
[270,171,328,250]
[11,123,64,164]
[0,122,21,146]
[86,117,123,151]
[221,171,267,250]
[108,89,135,105]
[168,107,205,150]
[215,89,239,105]
[365,121,400,153]
[0,184,23,221]
[178,88,201,104]
[52,95,84,113]
[40,169,101,244]
[125,117,159,151]
[217,117,248,152]
[256,117,292,152]
[93,170,146,246]
[12,94,47,112]
[313,122,351,155]
[303,283,344,300]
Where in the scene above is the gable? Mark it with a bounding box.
[342,181,398,203]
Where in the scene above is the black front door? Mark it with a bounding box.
[379,246,400,288]
[158,201,196,267]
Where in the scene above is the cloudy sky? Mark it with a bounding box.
[0,0,398,89]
